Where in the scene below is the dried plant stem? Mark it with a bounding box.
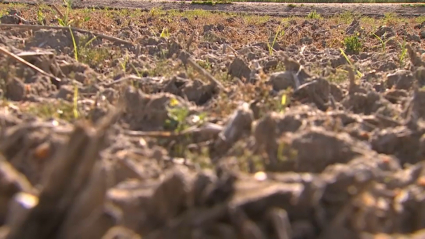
[0,46,61,83]
[0,24,133,46]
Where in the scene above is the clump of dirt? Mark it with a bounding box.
[1,3,425,239]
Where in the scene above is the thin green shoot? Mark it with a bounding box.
[57,0,74,26]
[398,39,407,67]
[37,6,45,25]
[120,53,130,73]
[160,27,170,39]
[83,36,98,48]
[372,33,392,52]
[267,26,284,56]
[68,26,78,61]
[339,48,363,78]
[279,94,287,113]
[73,83,79,119]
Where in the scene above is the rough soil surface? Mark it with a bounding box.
[3,0,425,17]
[1,2,425,239]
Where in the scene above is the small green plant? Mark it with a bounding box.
[26,100,80,121]
[37,6,45,25]
[307,10,321,19]
[343,35,362,54]
[278,93,288,113]
[383,12,397,25]
[372,33,392,52]
[149,6,163,17]
[160,27,170,39]
[78,37,112,67]
[191,0,231,5]
[68,26,78,61]
[120,52,130,73]
[398,39,407,67]
[267,26,284,56]
[166,98,190,133]
[339,48,363,78]
[57,0,74,26]
[197,59,212,70]
[338,10,354,24]
[73,83,79,119]
[328,68,349,84]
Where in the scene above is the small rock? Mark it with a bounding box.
[385,70,414,90]
[290,127,367,173]
[415,66,425,86]
[346,19,360,35]
[378,61,398,72]
[228,57,251,81]
[5,77,26,101]
[268,71,296,91]
[216,23,225,31]
[203,24,214,33]
[300,37,313,45]
[0,15,21,24]
[331,55,348,68]
[403,89,425,120]
[56,85,75,101]
[383,89,408,104]
[374,26,395,39]
[407,33,421,43]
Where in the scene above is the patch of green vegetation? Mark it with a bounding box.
[359,16,376,25]
[372,32,392,52]
[415,16,425,23]
[145,59,172,77]
[338,11,355,24]
[343,34,362,54]
[339,48,363,78]
[243,14,270,25]
[165,97,191,133]
[57,0,74,26]
[267,25,285,56]
[149,6,165,18]
[26,100,82,121]
[398,39,407,67]
[78,36,114,67]
[328,68,349,84]
[402,3,425,7]
[197,59,212,70]
[307,10,321,19]
[191,0,232,5]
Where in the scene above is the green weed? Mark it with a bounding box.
[191,0,232,5]
[26,100,81,121]
[160,27,170,39]
[68,26,78,61]
[338,11,355,24]
[267,25,284,56]
[307,10,321,19]
[37,6,45,25]
[166,97,190,133]
[372,33,392,52]
[398,39,407,67]
[57,0,74,26]
[73,83,79,119]
[343,35,362,54]
[339,48,363,78]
